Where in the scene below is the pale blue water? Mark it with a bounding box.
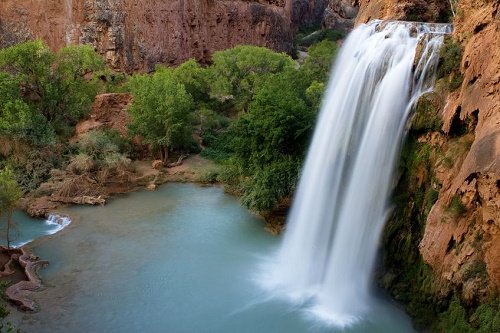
[0,212,69,248]
[12,183,415,333]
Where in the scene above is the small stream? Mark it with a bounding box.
[11,183,415,332]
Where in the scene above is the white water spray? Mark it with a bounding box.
[265,21,451,325]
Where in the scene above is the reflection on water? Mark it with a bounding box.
[10,183,415,333]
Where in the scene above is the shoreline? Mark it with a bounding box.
[4,154,285,314]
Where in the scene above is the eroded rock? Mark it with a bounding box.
[0,0,294,72]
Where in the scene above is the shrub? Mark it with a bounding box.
[67,153,95,174]
[412,93,443,132]
[438,37,464,91]
[448,194,466,216]
[439,296,473,333]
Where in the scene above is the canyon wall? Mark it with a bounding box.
[0,0,294,72]
[355,0,450,23]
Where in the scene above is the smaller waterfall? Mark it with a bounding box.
[263,21,451,326]
[64,0,75,44]
[45,214,72,234]
[9,213,71,248]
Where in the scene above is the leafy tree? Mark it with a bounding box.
[300,39,338,85]
[44,44,105,134]
[0,41,105,139]
[170,60,209,104]
[0,167,21,249]
[128,68,195,161]
[209,45,294,112]
[222,70,315,210]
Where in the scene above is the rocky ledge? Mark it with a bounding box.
[0,247,48,312]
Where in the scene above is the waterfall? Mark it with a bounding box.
[264,21,451,326]
[64,0,74,44]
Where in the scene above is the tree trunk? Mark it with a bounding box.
[6,210,11,249]
[162,147,169,163]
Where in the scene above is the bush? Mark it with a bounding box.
[78,130,120,160]
[412,93,443,132]
[67,153,95,174]
[438,37,464,91]
[439,296,473,333]
[448,195,466,216]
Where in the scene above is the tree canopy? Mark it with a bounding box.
[128,67,195,161]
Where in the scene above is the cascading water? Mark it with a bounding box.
[264,21,451,326]
[64,0,75,44]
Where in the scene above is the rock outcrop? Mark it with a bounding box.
[0,0,294,72]
[322,0,359,31]
[355,0,450,24]
[1,247,49,312]
[75,93,132,137]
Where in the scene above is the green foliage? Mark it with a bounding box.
[381,135,446,329]
[305,81,325,110]
[208,45,294,112]
[300,40,338,85]
[0,281,18,333]
[471,300,500,332]
[439,296,473,333]
[438,37,464,91]
[0,40,105,142]
[214,70,314,211]
[412,93,443,132]
[2,147,66,192]
[0,40,53,81]
[0,167,21,248]
[0,167,21,214]
[0,69,55,146]
[436,295,500,333]
[169,60,209,103]
[448,195,466,216]
[241,157,301,211]
[128,68,195,159]
[463,260,487,281]
[71,130,131,173]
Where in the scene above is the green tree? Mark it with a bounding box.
[45,44,105,134]
[170,60,209,104]
[0,167,21,249]
[128,68,195,161]
[209,46,294,112]
[223,70,314,210]
[0,41,105,139]
[300,40,338,85]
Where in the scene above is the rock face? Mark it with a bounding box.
[322,0,359,31]
[0,0,294,72]
[75,93,132,137]
[419,0,500,291]
[355,0,450,23]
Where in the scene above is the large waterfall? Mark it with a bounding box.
[264,21,451,325]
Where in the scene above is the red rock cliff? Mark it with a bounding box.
[355,0,450,23]
[0,0,294,72]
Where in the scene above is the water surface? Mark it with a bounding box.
[12,183,415,332]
